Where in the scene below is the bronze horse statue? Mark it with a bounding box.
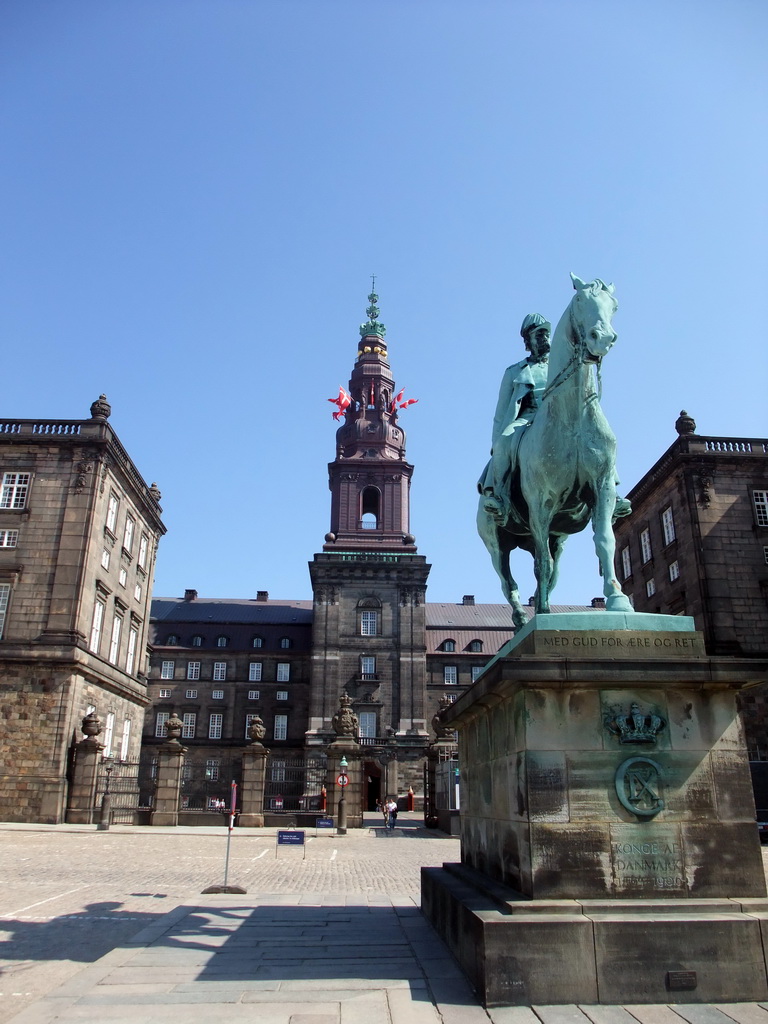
[477,274,633,629]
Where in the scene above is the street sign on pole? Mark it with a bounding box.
[336,773,349,787]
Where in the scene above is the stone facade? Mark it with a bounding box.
[0,398,165,822]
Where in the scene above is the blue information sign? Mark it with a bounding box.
[277,830,305,846]
[316,817,334,829]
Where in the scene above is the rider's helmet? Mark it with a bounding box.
[520,313,551,348]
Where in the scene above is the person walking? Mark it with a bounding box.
[386,797,398,831]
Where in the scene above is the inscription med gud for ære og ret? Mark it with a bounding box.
[541,634,697,650]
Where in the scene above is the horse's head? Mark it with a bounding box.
[570,273,618,361]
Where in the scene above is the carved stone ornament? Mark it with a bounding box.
[432,695,456,739]
[247,714,267,742]
[675,409,696,436]
[615,756,664,818]
[165,712,184,742]
[90,394,112,420]
[81,712,102,738]
[332,692,359,738]
[606,702,666,744]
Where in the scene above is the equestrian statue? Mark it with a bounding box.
[477,273,633,630]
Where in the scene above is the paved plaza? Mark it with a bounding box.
[3,814,768,1023]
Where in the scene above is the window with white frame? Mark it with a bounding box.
[159,688,171,698]
[753,490,768,527]
[134,583,142,602]
[100,548,110,569]
[181,762,192,782]
[108,614,123,666]
[208,713,223,739]
[279,637,291,649]
[212,689,224,700]
[0,529,19,549]
[90,599,105,653]
[271,759,286,781]
[646,578,656,597]
[166,634,179,645]
[276,663,290,682]
[252,636,263,648]
[120,719,131,760]
[160,660,175,679]
[359,711,376,739]
[0,582,10,639]
[118,567,127,588]
[640,528,652,564]
[248,689,260,700]
[213,661,227,681]
[138,533,149,569]
[155,712,169,737]
[444,665,458,685]
[669,561,680,582]
[187,661,200,680]
[471,665,483,682]
[126,627,138,675]
[661,507,676,545]
[185,688,197,699]
[244,713,262,738]
[273,714,288,740]
[122,514,135,553]
[249,662,262,681]
[361,656,376,677]
[216,636,228,647]
[1,472,30,509]
[443,639,456,652]
[181,712,196,739]
[205,759,220,781]
[276,690,288,700]
[621,546,631,580]
[468,640,483,652]
[192,635,202,647]
[106,491,119,533]
[103,712,115,756]
[360,610,378,636]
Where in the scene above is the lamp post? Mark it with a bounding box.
[97,757,115,831]
[337,754,348,836]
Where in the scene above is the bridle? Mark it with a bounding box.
[540,302,607,405]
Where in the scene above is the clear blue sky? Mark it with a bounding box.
[1,1,766,607]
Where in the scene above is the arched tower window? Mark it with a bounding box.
[360,487,380,530]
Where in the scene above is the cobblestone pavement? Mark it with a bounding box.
[3,817,768,1024]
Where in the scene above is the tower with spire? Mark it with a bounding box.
[307,287,431,812]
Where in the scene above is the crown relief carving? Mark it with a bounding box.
[606,702,666,744]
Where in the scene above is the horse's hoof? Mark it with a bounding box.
[606,594,633,612]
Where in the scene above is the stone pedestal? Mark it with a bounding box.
[326,739,363,829]
[150,740,186,827]
[65,738,103,824]
[239,743,268,827]
[422,613,768,1006]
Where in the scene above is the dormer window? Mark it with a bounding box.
[166,634,179,646]
[467,640,483,653]
[252,636,264,649]
[191,635,203,647]
[442,639,456,653]
[279,637,292,649]
[216,636,228,648]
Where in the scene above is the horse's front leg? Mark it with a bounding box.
[592,476,633,612]
[527,497,555,615]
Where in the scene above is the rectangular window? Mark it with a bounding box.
[271,759,286,782]
[361,656,376,677]
[620,546,631,580]
[0,529,19,549]
[181,712,196,739]
[248,662,262,681]
[753,490,768,527]
[669,560,680,582]
[273,713,288,740]
[108,615,122,665]
[646,578,656,597]
[160,660,175,679]
[764,546,768,566]
[208,713,223,739]
[276,663,290,682]
[134,584,142,602]
[118,568,127,588]
[159,688,172,698]
[0,472,30,509]
[471,665,483,682]
[213,661,227,681]
[640,528,652,564]
[205,759,220,782]
[103,712,115,756]
[90,600,105,653]
[276,690,288,700]
[245,713,261,738]
[155,712,169,738]
[138,534,149,569]
[212,689,224,700]
[359,711,376,739]
[100,548,110,570]
[661,507,676,545]
[185,688,197,699]
[106,492,119,533]
[248,689,260,700]
[120,719,131,760]
[187,661,200,680]
[444,665,458,685]
[360,610,378,635]
[0,582,10,639]
[126,627,138,675]
[123,514,135,553]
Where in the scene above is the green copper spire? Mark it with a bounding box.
[359,275,387,339]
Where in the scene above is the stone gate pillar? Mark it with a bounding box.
[66,713,104,824]
[150,713,186,827]
[325,692,363,829]
[239,715,268,827]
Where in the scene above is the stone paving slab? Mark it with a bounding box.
[715,1007,768,1024]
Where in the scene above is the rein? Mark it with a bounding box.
[540,305,602,405]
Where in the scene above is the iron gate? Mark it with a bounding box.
[264,754,327,812]
[95,759,147,824]
[179,756,242,812]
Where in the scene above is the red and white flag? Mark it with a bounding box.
[328,386,352,420]
[390,387,419,413]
